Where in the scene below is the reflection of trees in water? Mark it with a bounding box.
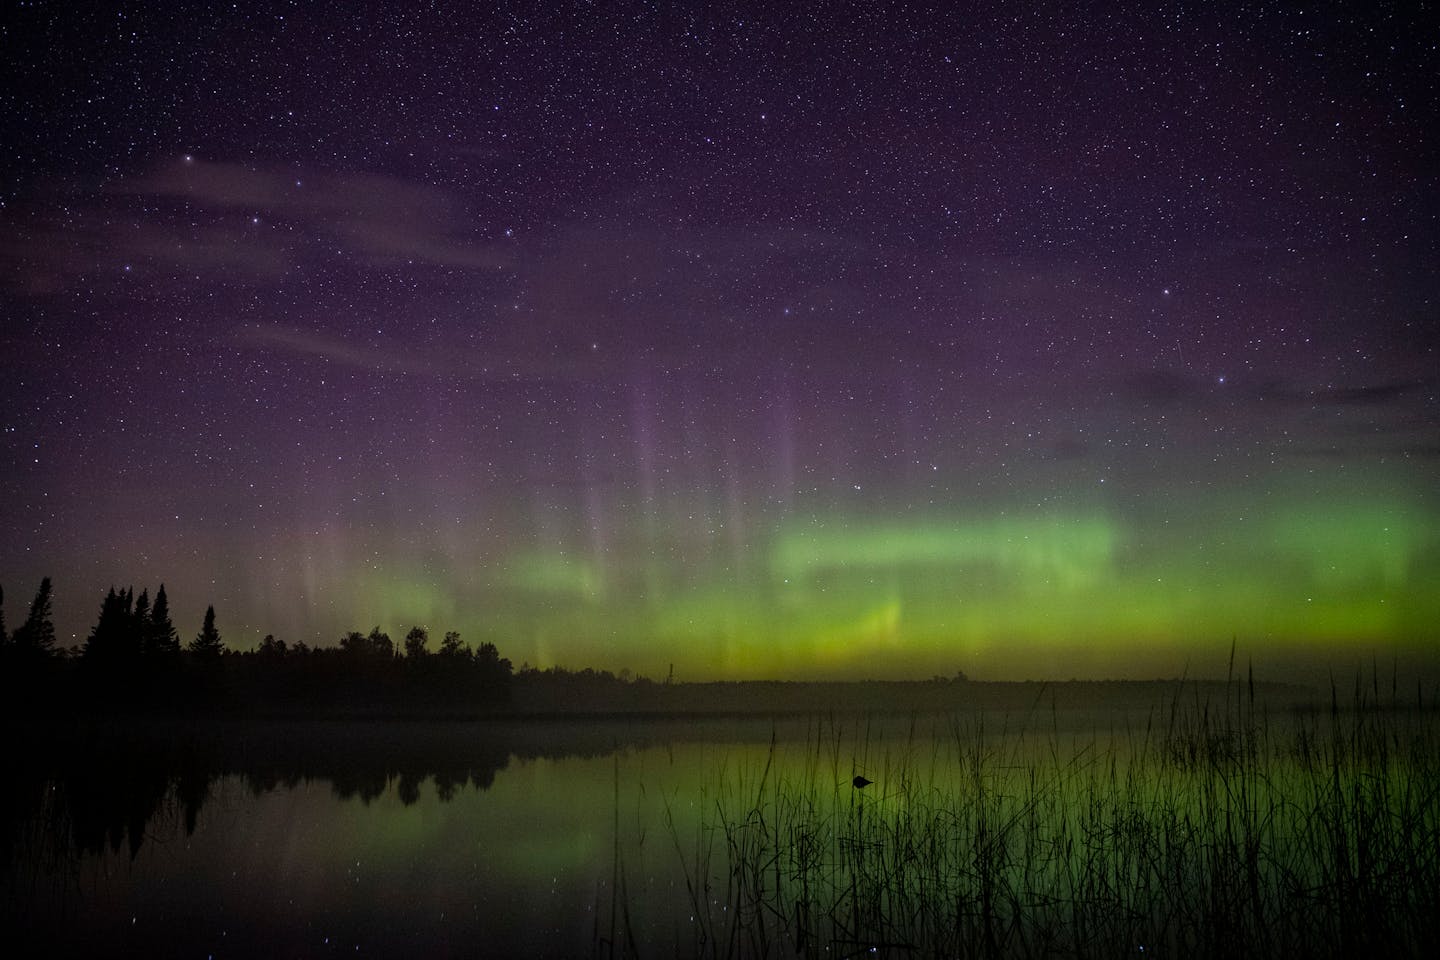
[60,752,185,859]
[2,734,213,925]
[218,723,525,806]
[3,718,675,870]
[5,731,216,871]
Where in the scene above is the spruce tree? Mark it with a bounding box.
[83,586,128,661]
[189,605,224,659]
[11,577,57,659]
[115,587,138,659]
[131,588,151,655]
[149,583,179,657]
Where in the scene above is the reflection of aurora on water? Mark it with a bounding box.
[8,708,1439,958]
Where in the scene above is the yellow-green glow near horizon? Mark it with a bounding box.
[6,1,1440,689]
[299,466,1440,682]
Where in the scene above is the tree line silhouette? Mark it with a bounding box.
[0,577,514,716]
[0,575,844,718]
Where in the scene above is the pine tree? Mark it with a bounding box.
[404,626,429,659]
[189,605,224,659]
[11,577,57,660]
[149,583,179,657]
[115,587,138,659]
[131,588,151,655]
[83,586,129,661]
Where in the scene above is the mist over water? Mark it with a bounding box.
[6,688,1438,958]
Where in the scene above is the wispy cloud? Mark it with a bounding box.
[2,159,511,293]
[236,323,629,383]
[1258,379,1426,406]
[119,159,512,271]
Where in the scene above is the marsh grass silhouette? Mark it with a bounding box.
[637,674,1440,959]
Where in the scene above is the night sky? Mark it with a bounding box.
[3,2,1437,681]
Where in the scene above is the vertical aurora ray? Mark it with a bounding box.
[2,3,1436,683]
[275,458,1437,681]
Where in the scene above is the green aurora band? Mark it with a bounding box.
[305,465,1440,681]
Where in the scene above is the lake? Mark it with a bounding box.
[4,716,867,957]
[4,701,1437,957]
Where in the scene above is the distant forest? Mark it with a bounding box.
[0,576,1324,719]
[0,576,518,716]
[0,576,775,718]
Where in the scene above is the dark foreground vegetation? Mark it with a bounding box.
[635,678,1440,959]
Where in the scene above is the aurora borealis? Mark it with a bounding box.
[2,2,1436,680]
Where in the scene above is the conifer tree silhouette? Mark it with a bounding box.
[189,605,224,658]
[11,576,57,660]
[149,584,179,657]
[115,587,137,659]
[131,588,151,655]
[84,587,129,662]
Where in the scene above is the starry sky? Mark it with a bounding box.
[2,1,1437,681]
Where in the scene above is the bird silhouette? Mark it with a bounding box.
[852,775,873,789]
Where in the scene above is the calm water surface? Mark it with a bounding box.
[5,715,977,957]
[5,706,1389,957]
